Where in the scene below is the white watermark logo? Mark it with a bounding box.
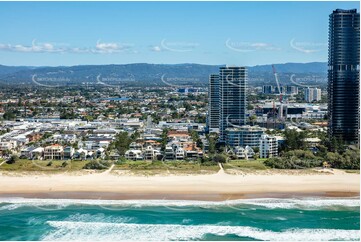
[31,74,68,88]
[289,74,319,88]
[160,74,199,88]
[226,39,280,52]
[96,74,135,88]
[160,39,199,52]
[290,38,327,53]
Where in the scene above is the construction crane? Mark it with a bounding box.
[272,65,283,103]
[272,65,286,122]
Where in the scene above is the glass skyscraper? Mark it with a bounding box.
[208,74,220,133]
[219,66,247,142]
[328,9,360,144]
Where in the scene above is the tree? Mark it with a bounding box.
[247,104,254,110]
[207,135,216,155]
[283,129,306,151]
[248,115,257,126]
[183,102,193,111]
[3,111,16,120]
[213,154,227,163]
[323,136,345,154]
[130,131,140,141]
[190,130,202,147]
[160,128,169,151]
[113,132,132,155]
[326,149,360,169]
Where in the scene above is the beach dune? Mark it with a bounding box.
[0,170,359,200]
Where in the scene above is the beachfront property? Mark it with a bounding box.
[125,145,161,161]
[125,149,144,160]
[44,144,64,160]
[208,74,220,133]
[218,66,248,143]
[63,146,75,160]
[227,146,255,160]
[225,125,265,148]
[125,129,203,161]
[328,9,360,144]
[259,134,278,159]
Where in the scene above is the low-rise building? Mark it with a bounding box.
[144,146,160,160]
[0,142,11,151]
[164,145,175,160]
[225,125,265,148]
[175,147,185,160]
[44,144,64,160]
[30,147,44,160]
[304,137,321,148]
[233,146,255,160]
[63,146,75,160]
[125,149,143,160]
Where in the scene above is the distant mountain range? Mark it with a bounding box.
[0,62,327,85]
[248,62,327,74]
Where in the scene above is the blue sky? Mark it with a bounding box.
[0,1,359,66]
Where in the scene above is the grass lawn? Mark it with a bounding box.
[0,159,90,172]
[223,159,268,170]
[113,160,219,172]
[0,158,272,173]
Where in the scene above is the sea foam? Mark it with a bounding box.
[0,197,359,210]
[42,221,360,241]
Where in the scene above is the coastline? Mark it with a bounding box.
[0,169,359,201]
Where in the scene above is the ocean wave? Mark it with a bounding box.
[64,213,134,224]
[42,221,360,241]
[0,197,359,210]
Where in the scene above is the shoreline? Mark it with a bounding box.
[0,170,359,201]
[0,191,359,201]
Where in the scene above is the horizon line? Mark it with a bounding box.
[0,61,327,68]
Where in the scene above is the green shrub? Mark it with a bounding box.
[264,157,322,169]
[6,155,18,164]
[83,160,110,170]
[326,150,360,169]
[115,157,127,165]
[213,154,227,163]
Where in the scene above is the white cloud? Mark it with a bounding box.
[0,39,66,53]
[0,40,135,54]
[93,41,130,54]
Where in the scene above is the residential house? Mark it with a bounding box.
[44,144,64,160]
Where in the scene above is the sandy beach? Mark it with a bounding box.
[0,168,359,200]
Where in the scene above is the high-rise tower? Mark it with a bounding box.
[208,74,220,133]
[219,66,247,142]
[328,9,360,144]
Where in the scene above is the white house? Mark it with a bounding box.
[144,146,160,160]
[233,146,255,160]
[125,149,143,160]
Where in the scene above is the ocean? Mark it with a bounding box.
[0,197,359,241]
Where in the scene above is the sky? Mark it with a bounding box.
[0,1,359,67]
